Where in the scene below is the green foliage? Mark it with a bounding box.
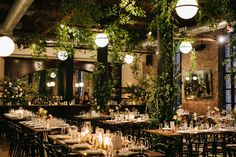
[197,0,234,30]
[55,24,93,57]
[222,34,236,79]
[147,0,179,126]
[149,0,177,30]
[92,61,112,112]
[189,51,196,74]
[147,72,178,124]
[29,35,47,59]
[107,0,146,25]
[126,75,152,103]
[1,77,39,106]
[60,0,103,27]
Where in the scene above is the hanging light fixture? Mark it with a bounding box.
[95,33,108,47]
[50,72,56,78]
[175,0,199,19]
[57,50,68,61]
[217,35,226,43]
[75,82,84,88]
[47,81,55,87]
[179,41,193,54]
[124,54,134,64]
[0,36,15,57]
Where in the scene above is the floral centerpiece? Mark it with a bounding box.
[1,77,38,106]
[37,107,48,119]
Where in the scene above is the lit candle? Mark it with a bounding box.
[104,136,110,146]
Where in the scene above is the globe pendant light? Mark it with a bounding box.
[50,72,56,78]
[179,41,192,54]
[57,50,68,61]
[0,36,15,57]
[124,54,134,64]
[175,0,199,19]
[95,33,108,47]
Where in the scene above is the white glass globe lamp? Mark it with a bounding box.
[124,54,134,64]
[175,0,199,19]
[50,72,56,78]
[57,51,68,61]
[0,36,15,57]
[179,41,192,54]
[95,33,108,47]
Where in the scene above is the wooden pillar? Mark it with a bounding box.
[97,46,108,83]
[58,64,64,98]
[0,58,4,80]
[39,70,47,95]
[96,46,108,107]
[64,56,74,102]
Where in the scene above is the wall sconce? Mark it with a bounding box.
[95,33,108,47]
[47,81,55,87]
[75,82,84,88]
[217,35,227,43]
[0,36,15,57]
[57,50,68,61]
[50,72,56,78]
[179,41,193,54]
[175,0,199,19]
[124,54,134,64]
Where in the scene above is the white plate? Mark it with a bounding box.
[162,127,171,130]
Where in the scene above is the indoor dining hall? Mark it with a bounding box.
[0,0,236,157]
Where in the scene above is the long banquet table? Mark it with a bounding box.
[145,128,236,156]
[48,134,166,157]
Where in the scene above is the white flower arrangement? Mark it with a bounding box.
[1,77,37,105]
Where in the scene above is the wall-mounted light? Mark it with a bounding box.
[0,36,15,57]
[57,51,68,61]
[175,0,199,19]
[47,81,55,87]
[185,76,190,81]
[217,35,226,43]
[75,82,84,88]
[50,72,56,78]
[192,76,198,80]
[95,33,108,47]
[179,41,192,54]
[124,54,134,64]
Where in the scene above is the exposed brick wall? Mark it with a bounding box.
[182,41,219,114]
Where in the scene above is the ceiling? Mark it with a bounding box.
[0,0,234,43]
[0,0,198,35]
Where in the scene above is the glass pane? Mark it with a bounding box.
[176,53,181,64]
[235,90,236,103]
[226,103,231,111]
[225,60,231,72]
[225,74,231,89]
[225,90,231,103]
[225,44,230,58]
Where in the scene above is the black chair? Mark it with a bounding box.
[226,144,236,157]
[182,132,206,157]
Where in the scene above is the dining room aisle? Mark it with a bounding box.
[0,134,9,157]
